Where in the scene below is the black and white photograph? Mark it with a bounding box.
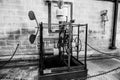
[0,0,120,80]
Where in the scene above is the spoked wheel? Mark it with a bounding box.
[72,37,82,52]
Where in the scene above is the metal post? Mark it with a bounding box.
[70,2,73,56]
[70,2,73,20]
[77,25,80,60]
[85,24,88,69]
[58,21,62,59]
[48,1,51,33]
[68,22,73,71]
[109,0,119,49]
[39,22,44,75]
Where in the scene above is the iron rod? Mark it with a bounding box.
[68,23,73,71]
[84,24,88,69]
[39,22,44,75]
[77,25,80,60]
[48,1,51,33]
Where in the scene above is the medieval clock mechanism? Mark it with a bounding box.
[28,0,88,80]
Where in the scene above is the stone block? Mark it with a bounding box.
[0,40,6,46]
[6,40,15,46]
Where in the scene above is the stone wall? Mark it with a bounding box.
[0,0,119,56]
[0,0,48,56]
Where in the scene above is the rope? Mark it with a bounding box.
[74,38,120,79]
[0,44,19,69]
[87,43,120,60]
[78,66,120,80]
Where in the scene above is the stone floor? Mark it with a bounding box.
[87,58,120,80]
[1,50,120,80]
[0,36,120,80]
